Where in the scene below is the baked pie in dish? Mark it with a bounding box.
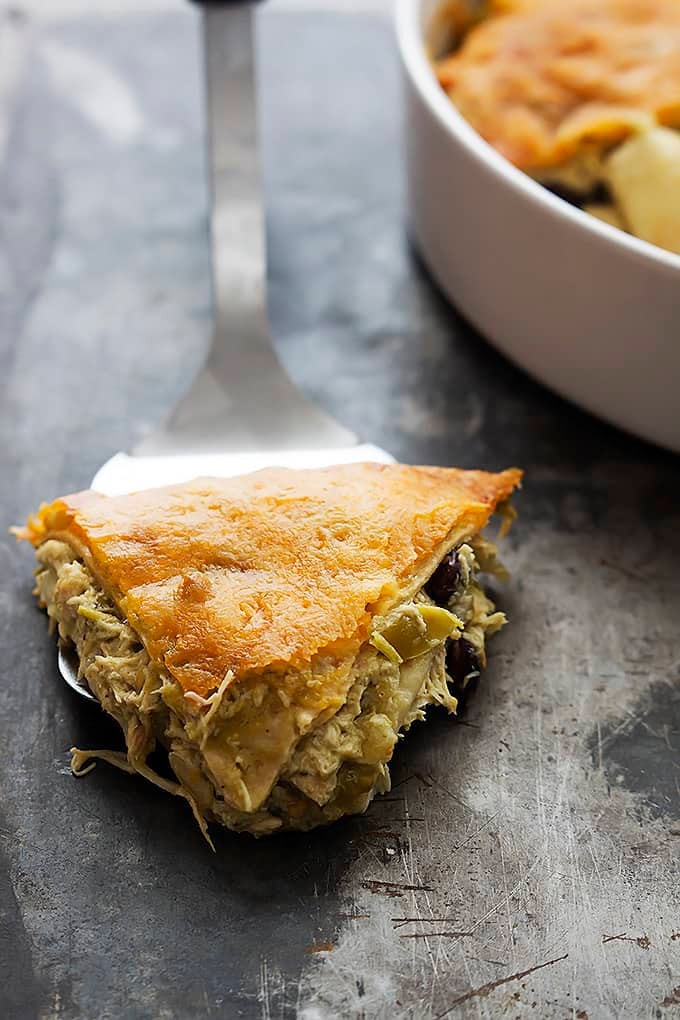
[16,463,521,840]
[433,0,680,254]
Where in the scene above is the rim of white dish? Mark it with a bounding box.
[395,0,680,278]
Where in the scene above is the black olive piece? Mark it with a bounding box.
[545,180,611,209]
[446,638,481,711]
[452,673,480,714]
[425,549,462,605]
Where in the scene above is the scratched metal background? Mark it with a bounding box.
[1,3,679,1018]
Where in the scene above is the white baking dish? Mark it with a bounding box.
[396,0,680,452]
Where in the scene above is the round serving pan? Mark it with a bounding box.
[396,0,680,453]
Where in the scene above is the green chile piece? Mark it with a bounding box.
[371,605,461,663]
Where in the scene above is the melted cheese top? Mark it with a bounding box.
[435,0,680,172]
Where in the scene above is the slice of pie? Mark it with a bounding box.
[15,463,521,840]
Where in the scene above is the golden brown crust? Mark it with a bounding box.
[435,0,680,172]
[16,463,521,697]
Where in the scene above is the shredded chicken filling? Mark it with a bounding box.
[34,535,507,838]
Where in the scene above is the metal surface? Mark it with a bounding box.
[58,647,98,705]
[2,7,679,1019]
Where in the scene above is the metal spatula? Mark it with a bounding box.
[60,0,392,701]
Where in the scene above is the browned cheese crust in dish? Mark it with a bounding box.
[15,463,521,840]
[433,0,680,253]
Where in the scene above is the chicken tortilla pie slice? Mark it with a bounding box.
[15,462,521,840]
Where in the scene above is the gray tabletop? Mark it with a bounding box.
[1,5,679,1019]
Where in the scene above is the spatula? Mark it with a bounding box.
[60,0,393,701]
